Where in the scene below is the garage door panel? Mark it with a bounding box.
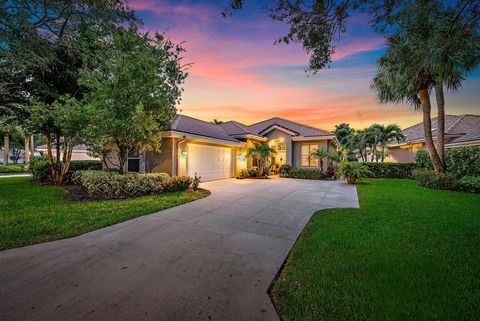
[187,144,232,181]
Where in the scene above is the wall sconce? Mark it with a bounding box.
[181,149,187,156]
[237,153,245,160]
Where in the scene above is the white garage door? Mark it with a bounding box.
[187,144,233,181]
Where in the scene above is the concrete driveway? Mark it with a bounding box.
[0,178,358,321]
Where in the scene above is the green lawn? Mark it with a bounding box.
[273,179,480,321]
[0,176,209,250]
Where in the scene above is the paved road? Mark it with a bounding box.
[0,178,358,321]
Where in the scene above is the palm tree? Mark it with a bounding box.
[311,149,340,169]
[371,2,480,173]
[369,124,405,162]
[211,119,224,124]
[246,142,276,176]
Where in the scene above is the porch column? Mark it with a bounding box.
[286,139,292,166]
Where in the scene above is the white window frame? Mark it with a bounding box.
[301,144,318,167]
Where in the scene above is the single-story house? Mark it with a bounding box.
[109,115,337,181]
[37,144,99,161]
[386,114,480,162]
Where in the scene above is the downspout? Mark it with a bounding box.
[175,136,187,176]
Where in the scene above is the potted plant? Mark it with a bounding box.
[338,161,372,184]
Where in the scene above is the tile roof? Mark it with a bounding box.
[401,114,480,145]
[168,115,241,142]
[446,115,480,144]
[219,121,254,136]
[248,117,333,137]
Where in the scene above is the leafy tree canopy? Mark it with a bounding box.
[80,27,188,173]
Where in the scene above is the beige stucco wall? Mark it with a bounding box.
[263,129,293,165]
[145,137,178,175]
[292,140,329,170]
[385,143,425,163]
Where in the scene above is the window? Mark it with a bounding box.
[127,151,140,173]
[301,144,318,167]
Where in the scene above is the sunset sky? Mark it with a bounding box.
[131,0,480,131]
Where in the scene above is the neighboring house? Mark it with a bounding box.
[36,144,99,161]
[387,114,480,162]
[107,115,337,181]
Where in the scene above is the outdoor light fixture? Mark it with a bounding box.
[237,153,245,160]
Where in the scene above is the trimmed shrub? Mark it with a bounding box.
[163,176,193,192]
[415,147,480,177]
[457,176,480,194]
[237,168,261,179]
[412,169,458,190]
[279,164,292,176]
[285,169,327,180]
[73,171,182,199]
[31,159,102,183]
[362,162,416,179]
[0,164,26,174]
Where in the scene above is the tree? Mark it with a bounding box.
[211,119,225,124]
[371,1,480,172]
[226,1,479,172]
[310,149,340,169]
[334,123,355,147]
[246,142,276,175]
[224,1,479,72]
[80,27,188,174]
[0,0,138,182]
[369,124,404,162]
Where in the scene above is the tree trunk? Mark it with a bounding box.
[435,83,445,167]
[24,134,30,164]
[30,135,34,158]
[381,145,385,162]
[46,135,57,182]
[3,131,9,165]
[418,89,444,173]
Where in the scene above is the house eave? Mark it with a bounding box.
[258,125,297,136]
[291,135,336,141]
[163,130,247,147]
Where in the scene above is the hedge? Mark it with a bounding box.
[362,162,416,179]
[282,169,327,180]
[31,159,102,183]
[73,170,191,199]
[415,147,480,177]
[412,169,480,193]
[0,164,26,174]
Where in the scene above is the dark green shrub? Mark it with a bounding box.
[163,176,193,192]
[279,164,292,177]
[362,162,416,178]
[338,161,372,183]
[413,169,458,190]
[0,164,26,174]
[285,169,326,180]
[414,150,433,170]
[31,159,102,183]
[457,176,480,194]
[237,168,260,179]
[73,171,179,199]
[415,147,480,177]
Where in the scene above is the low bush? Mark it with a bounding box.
[338,161,372,183]
[415,147,480,177]
[237,168,261,179]
[457,176,480,194]
[284,169,327,180]
[0,164,26,174]
[163,176,193,192]
[73,170,186,199]
[362,162,416,179]
[31,159,102,183]
[279,164,292,176]
[412,169,458,190]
